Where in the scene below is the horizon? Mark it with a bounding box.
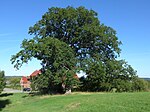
[0,0,150,78]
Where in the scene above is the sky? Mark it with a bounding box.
[0,0,150,78]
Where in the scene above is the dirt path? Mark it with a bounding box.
[2,88,22,93]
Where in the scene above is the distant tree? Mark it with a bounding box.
[9,77,20,89]
[0,70,6,93]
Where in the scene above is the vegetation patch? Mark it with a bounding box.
[0,92,150,112]
[65,102,81,111]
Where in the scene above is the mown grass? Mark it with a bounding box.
[0,92,150,112]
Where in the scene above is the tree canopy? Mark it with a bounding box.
[28,6,121,69]
[11,37,78,93]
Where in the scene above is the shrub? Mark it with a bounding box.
[132,78,148,92]
[0,70,6,93]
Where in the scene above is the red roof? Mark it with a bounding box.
[30,70,41,77]
[21,76,28,83]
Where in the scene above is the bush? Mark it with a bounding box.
[0,70,6,93]
[132,78,148,92]
[112,79,132,92]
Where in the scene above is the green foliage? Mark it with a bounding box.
[112,79,132,92]
[11,37,78,94]
[83,60,106,91]
[28,6,121,69]
[0,70,6,93]
[8,77,20,89]
[11,37,76,71]
[80,59,142,92]
[148,81,150,90]
[132,77,149,92]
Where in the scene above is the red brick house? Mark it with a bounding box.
[20,76,31,91]
[20,70,41,91]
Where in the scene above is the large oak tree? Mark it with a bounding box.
[11,6,142,93]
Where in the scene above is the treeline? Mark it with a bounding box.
[5,76,22,79]
[10,6,150,94]
[6,77,21,90]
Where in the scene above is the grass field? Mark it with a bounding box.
[0,92,150,112]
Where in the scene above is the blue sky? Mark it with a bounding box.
[0,0,150,78]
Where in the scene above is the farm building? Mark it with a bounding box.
[20,70,41,91]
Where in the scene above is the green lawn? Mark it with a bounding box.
[0,92,150,112]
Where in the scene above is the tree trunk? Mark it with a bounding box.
[65,89,71,94]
